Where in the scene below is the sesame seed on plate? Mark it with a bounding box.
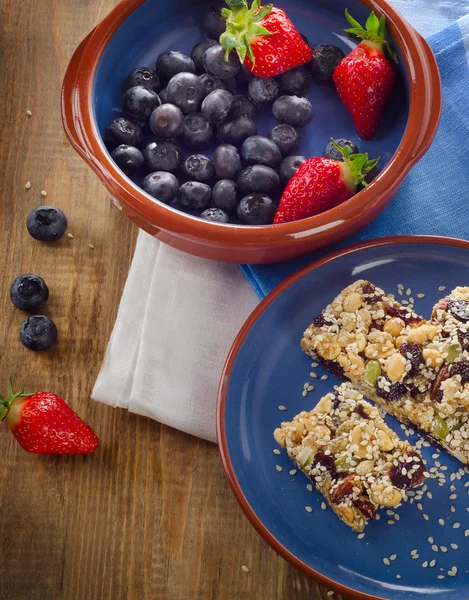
[275,465,282,472]
[390,554,397,561]
[428,537,434,545]
[451,506,456,513]
[396,574,401,579]
[397,283,404,289]
[289,469,297,476]
[417,503,423,511]
[278,405,286,411]
[398,290,403,296]
[241,565,250,573]
[411,549,418,555]
[438,575,445,580]
[440,546,448,553]
[422,561,428,568]
[320,375,328,380]
[321,502,326,510]
[438,286,446,291]
[417,293,425,299]
[465,529,469,537]
[388,520,395,525]
[451,544,458,550]
[303,382,309,389]
[453,522,461,529]
[438,519,445,526]
[310,372,318,379]
[423,514,429,520]
[430,560,436,567]
[383,558,390,566]
[432,545,439,552]
[427,492,433,499]
[302,391,307,397]
[307,385,314,392]
[305,506,312,513]
[311,362,319,368]
[357,533,365,540]
[306,484,313,492]
[412,554,419,559]
[449,494,457,500]
[273,449,281,455]
[406,288,411,296]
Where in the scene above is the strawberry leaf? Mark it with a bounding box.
[343,9,398,62]
[221,8,231,20]
[344,9,363,29]
[253,4,273,22]
[226,0,248,7]
[366,11,380,34]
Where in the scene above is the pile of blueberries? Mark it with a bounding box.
[104,5,351,226]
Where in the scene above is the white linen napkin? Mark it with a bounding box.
[92,231,258,442]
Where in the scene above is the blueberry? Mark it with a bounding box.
[279,155,307,185]
[235,64,254,88]
[200,207,229,223]
[277,65,311,97]
[27,206,68,241]
[311,44,345,84]
[199,73,227,95]
[237,165,280,194]
[122,86,161,125]
[104,117,143,150]
[182,154,215,183]
[248,77,279,107]
[20,315,57,351]
[10,274,49,312]
[125,67,160,92]
[230,95,256,120]
[191,39,218,73]
[143,141,182,173]
[212,179,238,213]
[149,103,184,139]
[203,45,241,80]
[203,4,226,40]
[237,194,276,225]
[223,76,238,94]
[180,181,212,211]
[159,88,168,103]
[268,124,300,156]
[142,171,180,204]
[183,113,213,149]
[166,72,205,114]
[111,144,144,175]
[213,144,242,179]
[324,138,359,161]
[272,95,312,128]
[201,89,233,123]
[241,135,282,168]
[218,116,257,146]
[156,51,195,82]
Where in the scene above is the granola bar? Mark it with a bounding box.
[300,280,469,465]
[274,382,426,532]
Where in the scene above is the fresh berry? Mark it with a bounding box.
[0,384,98,454]
[313,450,339,479]
[399,342,424,376]
[447,299,469,322]
[218,116,257,146]
[111,145,144,175]
[389,451,425,489]
[104,117,143,150]
[166,72,205,114]
[230,95,256,119]
[375,376,407,402]
[201,89,234,123]
[354,499,377,520]
[268,124,300,156]
[200,207,229,223]
[272,95,312,128]
[248,77,279,107]
[203,3,226,39]
[450,360,469,384]
[125,66,160,92]
[333,11,397,140]
[311,44,345,84]
[180,182,212,212]
[203,45,241,80]
[212,179,239,213]
[10,274,49,312]
[142,172,180,205]
[122,86,161,124]
[277,65,311,96]
[149,104,184,139]
[159,87,168,103]
[20,315,57,351]
[237,165,279,194]
[183,113,213,149]
[279,155,306,186]
[199,73,227,95]
[237,194,276,225]
[221,1,313,77]
[213,144,242,179]
[274,141,378,223]
[324,138,359,161]
[156,51,195,82]
[143,141,182,173]
[241,135,282,168]
[235,64,255,88]
[191,39,219,73]
[27,206,68,241]
[182,154,215,183]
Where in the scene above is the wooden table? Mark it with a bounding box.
[0,2,341,598]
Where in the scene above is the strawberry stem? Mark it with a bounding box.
[0,380,32,422]
[331,139,379,188]
[344,9,398,63]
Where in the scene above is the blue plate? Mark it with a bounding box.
[218,237,469,600]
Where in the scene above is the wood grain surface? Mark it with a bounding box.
[0,1,342,599]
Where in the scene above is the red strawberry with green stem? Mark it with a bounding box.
[0,381,99,454]
[333,10,397,140]
[274,140,379,224]
[220,0,313,78]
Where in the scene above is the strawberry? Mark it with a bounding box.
[333,10,397,140]
[220,0,313,78]
[274,140,378,224]
[0,382,99,454]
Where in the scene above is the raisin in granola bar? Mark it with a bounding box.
[274,382,426,532]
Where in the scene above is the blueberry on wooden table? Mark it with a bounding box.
[200,207,229,223]
[191,39,218,73]
[27,206,67,241]
[142,172,180,205]
[10,274,49,312]
[201,89,234,123]
[218,116,257,146]
[279,155,307,186]
[143,141,182,173]
[182,154,215,183]
[104,117,143,150]
[241,135,282,168]
[311,44,345,84]
[212,179,238,213]
[125,66,161,92]
[272,95,313,128]
[324,138,359,161]
[213,144,242,179]
[229,95,256,120]
[149,104,184,139]
[268,124,300,156]
[203,45,241,80]
[20,315,58,351]
[122,85,161,125]
[166,72,205,114]
[156,50,195,82]
[180,182,212,212]
[237,194,276,225]
[183,113,213,149]
[237,165,280,195]
[198,73,227,95]
[248,77,279,107]
[110,145,144,175]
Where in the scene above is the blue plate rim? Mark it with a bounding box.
[217,234,469,600]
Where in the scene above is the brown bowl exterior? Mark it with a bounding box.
[61,0,442,264]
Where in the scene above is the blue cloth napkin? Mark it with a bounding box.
[241,10,469,299]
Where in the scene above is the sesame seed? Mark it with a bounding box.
[383,558,390,566]
[25,181,31,189]
[417,293,425,299]
[307,385,314,392]
[417,503,423,511]
[305,505,312,513]
[289,469,297,476]
[449,494,457,500]
[387,520,395,525]
[302,390,307,397]
[406,288,411,296]
[275,465,282,472]
[357,533,365,540]
[430,560,436,567]
[423,514,429,520]
[440,546,448,553]
[67,232,74,239]
[321,502,326,510]
[438,575,445,580]
[390,554,397,561]
[438,519,445,526]
[273,449,281,455]
[88,243,95,249]
[303,382,309,389]
[398,283,404,289]
[241,565,249,573]
[453,522,461,529]
[278,405,286,411]
[451,506,456,513]
[428,536,434,544]
[451,543,458,550]
[306,484,313,492]
[320,375,328,381]
[426,492,433,499]
[432,545,438,552]
[310,372,318,379]
[422,561,428,568]
[465,529,469,537]
[438,286,446,292]
[311,362,319,368]
[327,592,334,597]
[412,554,419,559]
[411,549,418,555]
[26,109,32,116]
[396,574,401,579]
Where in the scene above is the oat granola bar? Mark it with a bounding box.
[274,382,426,532]
[300,280,469,465]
